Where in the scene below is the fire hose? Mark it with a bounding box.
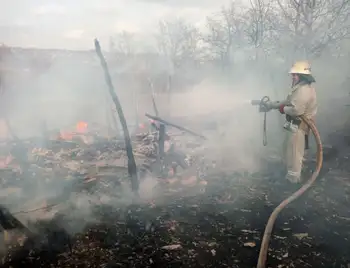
[251,96,323,268]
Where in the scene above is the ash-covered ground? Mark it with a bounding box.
[0,122,350,268]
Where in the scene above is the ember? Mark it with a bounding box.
[76,121,88,133]
[57,121,89,142]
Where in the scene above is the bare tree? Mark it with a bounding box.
[243,0,282,60]
[204,2,246,68]
[110,31,136,57]
[275,0,350,58]
[156,19,203,69]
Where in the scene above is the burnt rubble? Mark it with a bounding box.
[0,121,349,268]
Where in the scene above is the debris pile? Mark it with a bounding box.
[0,118,210,207]
[0,120,350,268]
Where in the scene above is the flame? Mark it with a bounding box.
[58,121,88,140]
[76,121,88,133]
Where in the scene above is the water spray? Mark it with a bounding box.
[251,96,323,268]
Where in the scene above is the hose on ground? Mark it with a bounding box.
[256,115,323,268]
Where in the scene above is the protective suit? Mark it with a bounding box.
[270,61,317,183]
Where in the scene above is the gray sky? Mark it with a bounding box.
[0,0,231,50]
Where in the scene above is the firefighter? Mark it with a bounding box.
[269,61,317,183]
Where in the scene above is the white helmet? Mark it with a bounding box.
[289,61,312,75]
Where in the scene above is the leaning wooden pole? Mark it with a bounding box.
[94,39,139,193]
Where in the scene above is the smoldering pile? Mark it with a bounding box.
[0,120,211,203]
[0,116,348,268]
[0,116,215,264]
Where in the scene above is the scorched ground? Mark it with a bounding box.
[1,128,350,268]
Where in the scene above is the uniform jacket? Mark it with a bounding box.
[283,81,317,119]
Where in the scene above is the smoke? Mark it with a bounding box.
[1,52,283,236]
[1,36,350,260]
[0,51,168,252]
[157,77,283,173]
[3,55,106,138]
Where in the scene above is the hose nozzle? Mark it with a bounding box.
[251,96,271,113]
[251,100,261,106]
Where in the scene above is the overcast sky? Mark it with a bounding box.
[0,0,233,50]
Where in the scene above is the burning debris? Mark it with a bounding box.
[1,111,349,268]
[0,112,212,264]
[0,117,207,193]
[0,40,212,267]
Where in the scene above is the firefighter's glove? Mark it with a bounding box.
[279,104,285,114]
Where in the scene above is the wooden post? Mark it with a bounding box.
[94,39,139,193]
